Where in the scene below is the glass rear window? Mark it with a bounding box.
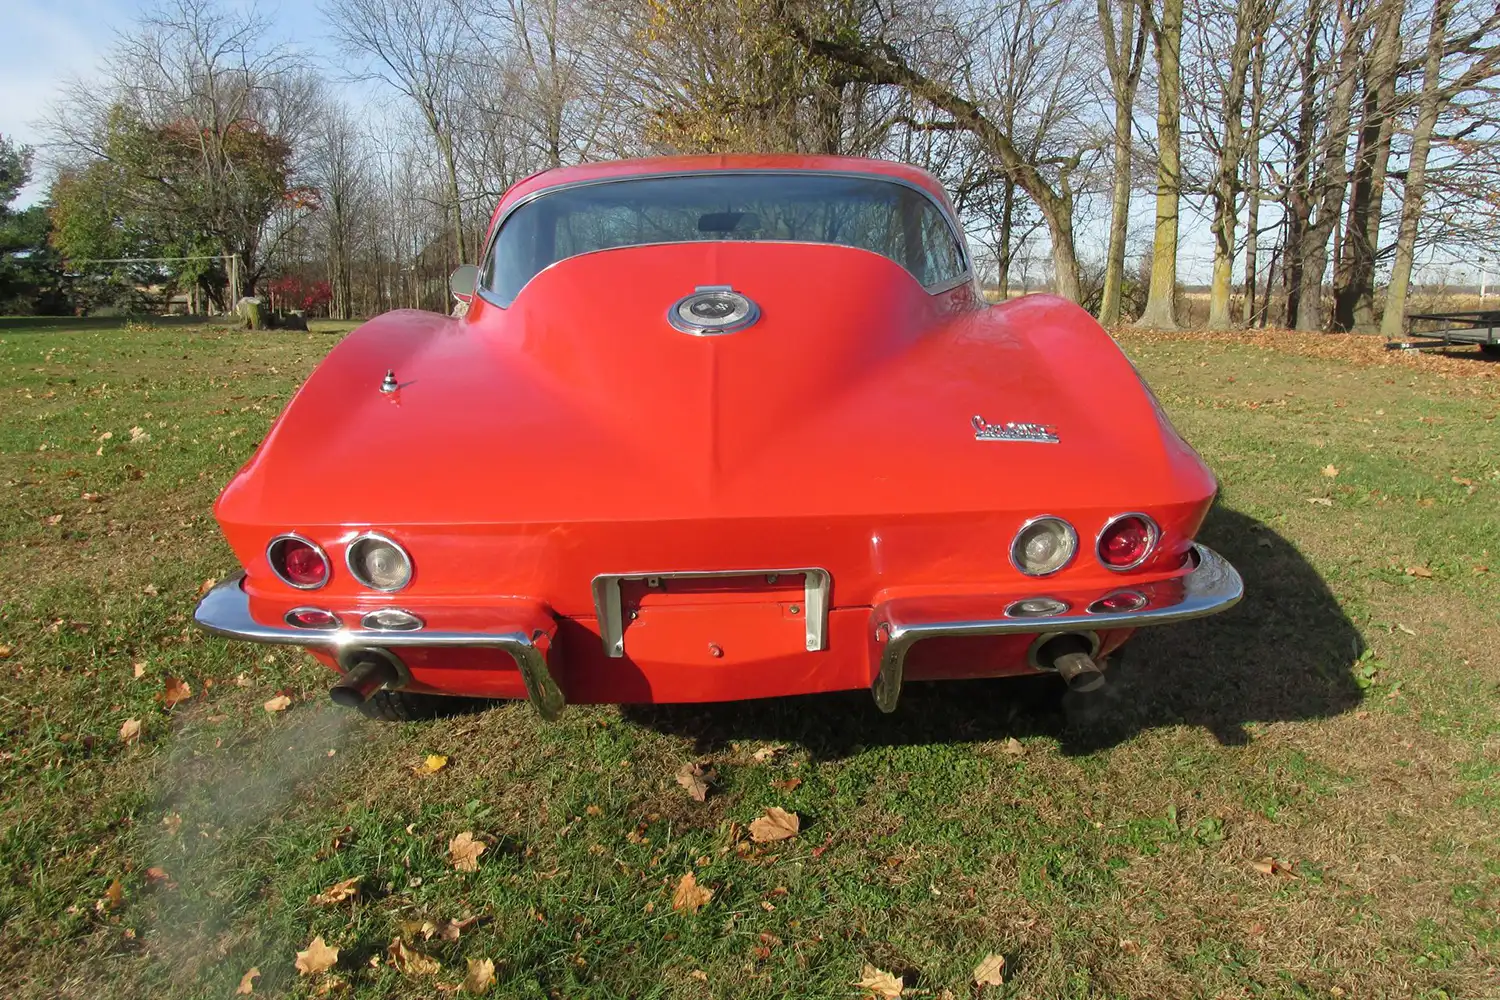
[482,172,967,305]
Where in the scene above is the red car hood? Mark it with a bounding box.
[219,242,1212,529]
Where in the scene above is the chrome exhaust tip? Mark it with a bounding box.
[1029,632,1107,693]
[330,647,407,707]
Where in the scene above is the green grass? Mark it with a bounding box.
[1,318,1498,998]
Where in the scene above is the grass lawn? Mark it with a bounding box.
[1,315,1497,999]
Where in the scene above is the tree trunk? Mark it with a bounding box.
[1295,0,1365,332]
[1098,0,1147,326]
[996,178,1015,300]
[1135,0,1184,329]
[1284,0,1320,327]
[1380,0,1452,337]
[1206,1,1258,330]
[1334,0,1403,332]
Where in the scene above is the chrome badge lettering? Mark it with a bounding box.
[972,415,1060,443]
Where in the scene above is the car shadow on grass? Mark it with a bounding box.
[624,506,1366,758]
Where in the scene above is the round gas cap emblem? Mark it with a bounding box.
[668,286,760,335]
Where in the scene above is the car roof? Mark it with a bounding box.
[487,154,956,235]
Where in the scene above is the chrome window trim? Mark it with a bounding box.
[284,607,342,630]
[1095,513,1161,572]
[590,567,830,658]
[475,168,974,308]
[266,533,331,591]
[345,531,413,593]
[1008,515,1079,578]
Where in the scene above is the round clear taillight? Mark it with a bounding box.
[285,607,341,630]
[346,533,412,592]
[1010,516,1078,577]
[267,534,330,590]
[1097,514,1159,571]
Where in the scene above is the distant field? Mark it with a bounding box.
[0,317,1497,999]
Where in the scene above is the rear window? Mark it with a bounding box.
[481,172,967,305]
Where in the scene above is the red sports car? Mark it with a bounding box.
[194,154,1242,721]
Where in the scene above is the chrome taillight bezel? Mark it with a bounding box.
[1009,515,1079,577]
[360,608,424,632]
[284,607,342,630]
[345,531,413,592]
[1095,513,1161,572]
[266,533,332,590]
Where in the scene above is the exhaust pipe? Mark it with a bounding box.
[1033,633,1107,693]
[330,648,401,707]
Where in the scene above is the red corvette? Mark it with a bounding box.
[195,154,1242,721]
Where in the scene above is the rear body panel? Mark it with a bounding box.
[201,155,1233,712]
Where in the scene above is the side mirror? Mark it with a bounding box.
[449,264,480,304]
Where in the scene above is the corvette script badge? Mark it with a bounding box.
[972,415,1060,443]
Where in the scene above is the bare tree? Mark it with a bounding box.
[324,0,470,263]
[1097,0,1149,324]
[1134,0,1184,328]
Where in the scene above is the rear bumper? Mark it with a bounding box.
[193,544,1241,718]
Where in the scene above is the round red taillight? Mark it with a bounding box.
[267,535,330,589]
[1097,514,1158,571]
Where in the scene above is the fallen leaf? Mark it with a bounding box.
[421,915,477,942]
[448,831,485,871]
[675,761,714,802]
[295,936,339,975]
[1396,623,1416,636]
[1003,737,1025,756]
[142,583,158,596]
[1405,566,1433,579]
[1305,497,1333,506]
[161,813,182,835]
[688,969,708,982]
[386,937,440,976]
[310,877,360,906]
[119,718,141,743]
[236,967,260,994]
[752,744,785,762]
[749,806,800,843]
[855,964,904,999]
[1250,856,1299,878]
[413,754,448,774]
[95,878,124,913]
[973,952,1006,986]
[143,866,172,886]
[45,513,63,526]
[673,871,714,914]
[129,426,150,443]
[198,578,217,596]
[159,677,192,707]
[235,673,251,687]
[263,694,292,713]
[771,777,802,791]
[132,661,146,678]
[82,491,103,502]
[463,957,496,994]
[1321,464,1339,477]
[0,644,11,659]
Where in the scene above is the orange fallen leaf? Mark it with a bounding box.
[119,718,141,743]
[973,952,1006,986]
[0,644,12,659]
[160,677,192,707]
[672,871,714,914]
[1321,464,1339,477]
[143,866,172,887]
[748,806,799,843]
[236,967,260,994]
[463,957,496,994]
[387,936,441,976]
[1250,856,1298,878]
[198,578,217,596]
[855,964,903,998]
[675,761,714,802]
[420,915,478,941]
[310,876,360,906]
[263,694,292,713]
[295,935,339,975]
[771,777,802,791]
[95,878,124,913]
[448,831,485,871]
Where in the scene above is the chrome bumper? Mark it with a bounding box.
[869,543,1243,711]
[193,574,566,720]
